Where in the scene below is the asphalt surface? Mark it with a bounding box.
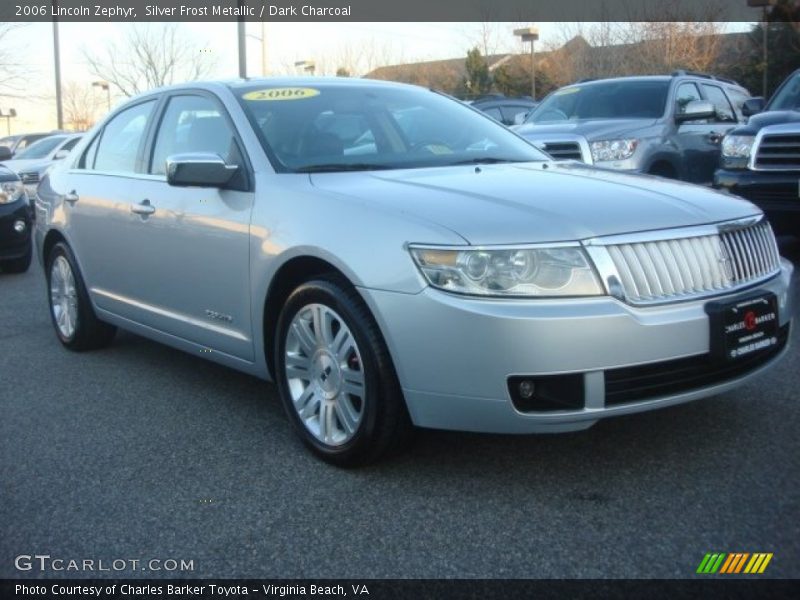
[1,238,799,580]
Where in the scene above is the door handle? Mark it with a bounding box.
[64,191,79,205]
[707,132,723,144]
[130,199,155,216]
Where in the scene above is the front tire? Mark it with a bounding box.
[46,242,116,351]
[274,277,411,466]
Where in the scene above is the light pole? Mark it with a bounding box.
[237,0,247,78]
[514,26,540,101]
[52,0,63,130]
[0,109,17,135]
[246,23,269,76]
[748,0,776,98]
[92,81,111,112]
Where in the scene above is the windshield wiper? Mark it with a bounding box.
[447,157,522,166]
[295,163,395,173]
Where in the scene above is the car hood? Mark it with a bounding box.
[513,118,657,140]
[0,158,53,173]
[310,162,759,245]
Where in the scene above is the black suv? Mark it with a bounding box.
[714,69,800,234]
[0,164,31,273]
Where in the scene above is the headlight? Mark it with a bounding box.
[409,245,604,297]
[0,180,24,205]
[590,139,638,162]
[721,135,755,158]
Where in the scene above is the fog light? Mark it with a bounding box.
[518,379,535,399]
[13,220,26,233]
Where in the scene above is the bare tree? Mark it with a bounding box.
[83,24,215,97]
[61,82,104,131]
[0,24,28,100]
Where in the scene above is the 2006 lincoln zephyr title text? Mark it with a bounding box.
[34,78,794,465]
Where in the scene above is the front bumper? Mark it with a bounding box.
[360,260,794,434]
[0,196,32,260]
[714,168,800,232]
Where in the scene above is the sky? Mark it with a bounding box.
[0,21,753,134]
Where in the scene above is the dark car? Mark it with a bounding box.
[0,164,32,273]
[513,71,751,184]
[471,95,538,126]
[714,69,800,234]
[0,132,58,158]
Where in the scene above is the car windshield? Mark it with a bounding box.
[14,135,67,160]
[526,80,670,124]
[767,71,800,111]
[236,83,548,172]
[0,135,20,149]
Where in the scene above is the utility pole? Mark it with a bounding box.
[237,1,247,78]
[747,0,776,98]
[261,21,268,76]
[52,0,64,129]
[514,27,539,101]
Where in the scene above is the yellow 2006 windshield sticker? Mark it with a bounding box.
[243,88,320,101]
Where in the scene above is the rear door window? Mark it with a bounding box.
[92,100,156,173]
[702,84,736,122]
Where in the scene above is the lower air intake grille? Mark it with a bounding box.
[604,323,789,406]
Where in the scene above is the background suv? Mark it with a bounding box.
[513,71,751,185]
[714,68,800,235]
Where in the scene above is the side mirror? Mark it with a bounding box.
[675,99,716,122]
[513,112,529,126]
[0,146,12,161]
[53,149,70,160]
[165,153,238,188]
[742,97,765,117]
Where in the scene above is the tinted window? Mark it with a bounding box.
[61,137,81,152]
[238,85,548,172]
[482,107,503,121]
[14,135,67,160]
[675,82,701,115]
[150,95,238,175]
[726,88,750,116]
[702,84,735,122]
[767,71,800,111]
[529,80,669,123]
[81,134,101,169]
[501,105,530,125]
[93,100,155,173]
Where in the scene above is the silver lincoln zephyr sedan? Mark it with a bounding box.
[34,79,794,465]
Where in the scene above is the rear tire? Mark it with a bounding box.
[274,276,412,466]
[46,242,116,351]
[0,243,31,273]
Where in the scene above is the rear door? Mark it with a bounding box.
[61,98,160,316]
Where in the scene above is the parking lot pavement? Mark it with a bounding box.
[1,238,798,579]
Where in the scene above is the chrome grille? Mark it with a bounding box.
[754,133,800,170]
[19,171,39,185]
[542,142,584,162]
[602,220,780,304]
